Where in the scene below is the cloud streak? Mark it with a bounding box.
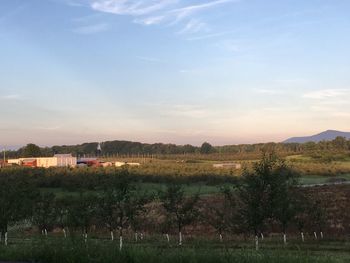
[89,0,237,35]
[91,0,178,16]
[0,94,22,101]
[303,89,350,120]
[303,89,349,99]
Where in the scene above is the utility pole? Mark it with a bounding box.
[2,147,5,167]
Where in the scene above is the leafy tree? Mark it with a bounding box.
[159,184,199,245]
[66,193,97,241]
[332,136,348,150]
[270,160,299,245]
[32,192,57,236]
[127,191,151,242]
[22,143,42,157]
[0,171,37,245]
[96,172,148,249]
[55,197,70,238]
[200,142,214,154]
[203,186,239,242]
[293,191,310,242]
[309,199,327,239]
[237,152,296,249]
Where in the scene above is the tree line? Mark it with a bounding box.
[0,153,327,250]
[2,136,350,158]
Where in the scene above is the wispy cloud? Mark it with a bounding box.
[0,94,22,101]
[169,0,235,23]
[134,15,165,25]
[89,0,237,35]
[176,19,208,34]
[303,89,350,119]
[73,23,109,34]
[303,89,349,99]
[91,0,178,16]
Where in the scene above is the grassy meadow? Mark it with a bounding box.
[1,236,350,263]
[2,152,350,262]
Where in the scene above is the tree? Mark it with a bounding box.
[237,152,297,249]
[55,197,70,238]
[293,191,310,242]
[96,172,147,250]
[332,136,347,150]
[200,142,214,154]
[32,192,57,236]
[270,160,299,245]
[66,193,97,242]
[127,192,151,242]
[309,199,327,240]
[203,186,239,242]
[159,184,199,245]
[0,171,37,245]
[22,143,42,157]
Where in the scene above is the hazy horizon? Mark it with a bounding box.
[1,0,350,147]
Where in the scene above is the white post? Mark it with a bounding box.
[166,233,170,243]
[283,233,287,245]
[219,234,223,242]
[320,232,323,239]
[45,229,48,237]
[119,235,123,251]
[301,232,305,242]
[111,231,114,241]
[63,228,67,238]
[314,232,318,240]
[179,231,182,246]
[84,233,88,243]
[255,235,259,251]
[261,233,264,240]
[5,232,8,246]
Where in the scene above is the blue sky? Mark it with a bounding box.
[1,0,350,147]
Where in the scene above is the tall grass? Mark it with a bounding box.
[0,238,346,263]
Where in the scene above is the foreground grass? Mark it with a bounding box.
[0,239,349,263]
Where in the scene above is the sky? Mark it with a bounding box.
[1,0,350,147]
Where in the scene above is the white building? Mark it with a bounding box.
[115,161,141,167]
[8,154,77,168]
[213,163,242,169]
[37,154,77,168]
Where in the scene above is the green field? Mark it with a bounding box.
[1,237,350,263]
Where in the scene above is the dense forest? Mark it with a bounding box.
[2,136,350,159]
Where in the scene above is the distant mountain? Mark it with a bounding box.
[284,130,350,143]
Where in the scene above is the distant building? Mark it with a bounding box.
[8,154,77,168]
[101,162,113,167]
[115,161,141,167]
[115,161,126,167]
[213,163,242,169]
[37,154,77,168]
